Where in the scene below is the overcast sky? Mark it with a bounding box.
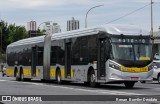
[0,0,160,32]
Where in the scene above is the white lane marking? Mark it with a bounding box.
[0,80,6,82]
[0,79,142,95]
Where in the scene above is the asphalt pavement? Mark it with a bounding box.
[0,72,160,104]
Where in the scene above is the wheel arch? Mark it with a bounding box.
[157,73,160,79]
[14,67,18,77]
[56,67,61,78]
[87,66,94,81]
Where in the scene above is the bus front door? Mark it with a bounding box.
[98,38,106,80]
[31,47,37,77]
[65,42,71,78]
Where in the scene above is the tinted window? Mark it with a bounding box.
[72,37,80,64]
[88,35,98,62]
[80,36,88,64]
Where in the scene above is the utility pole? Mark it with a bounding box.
[1,27,2,54]
[0,22,2,54]
[151,0,154,37]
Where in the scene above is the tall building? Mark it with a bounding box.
[27,21,37,31]
[27,21,37,37]
[52,23,61,33]
[67,17,79,31]
[44,22,61,34]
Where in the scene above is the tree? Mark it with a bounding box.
[8,24,28,43]
[37,28,46,36]
[0,20,28,53]
[0,20,9,53]
[0,20,29,63]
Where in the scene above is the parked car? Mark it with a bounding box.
[154,53,160,60]
[152,60,160,83]
[2,66,6,77]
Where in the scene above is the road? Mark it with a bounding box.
[0,72,160,104]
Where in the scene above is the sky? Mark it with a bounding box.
[0,0,160,32]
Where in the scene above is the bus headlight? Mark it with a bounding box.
[109,62,120,70]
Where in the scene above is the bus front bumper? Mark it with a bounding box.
[108,70,153,82]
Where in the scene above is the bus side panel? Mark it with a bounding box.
[50,66,56,80]
[70,65,88,82]
[35,66,43,79]
[6,67,15,77]
[22,66,32,78]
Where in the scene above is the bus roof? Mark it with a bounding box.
[8,24,150,47]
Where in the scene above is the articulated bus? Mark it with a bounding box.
[6,24,153,88]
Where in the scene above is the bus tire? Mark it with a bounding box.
[89,70,99,87]
[15,70,20,81]
[24,78,31,81]
[2,72,4,77]
[56,69,62,84]
[20,69,24,81]
[84,82,90,86]
[158,74,160,83]
[140,81,146,83]
[124,82,135,88]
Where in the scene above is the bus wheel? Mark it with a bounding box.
[140,81,146,83]
[56,70,62,84]
[2,72,4,77]
[89,70,99,87]
[158,74,160,83]
[15,70,20,81]
[84,82,90,86]
[20,70,24,81]
[124,82,135,88]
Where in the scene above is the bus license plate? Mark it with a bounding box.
[131,77,139,80]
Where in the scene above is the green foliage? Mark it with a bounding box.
[8,24,28,43]
[37,28,46,36]
[0,52,6,63]
[0,20,29,53]
[0,20,9,53]
[0,20,47,62]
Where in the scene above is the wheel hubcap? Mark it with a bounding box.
[91,74,95,82]
[58,74,60,82]
[21,73,23,80]
[16,71,18,77]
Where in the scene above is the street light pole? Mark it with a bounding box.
[85,5,104,28]
[0,14,2,53]
[0,24,2,53]
[151,0,154,37]
[37,21,52,35]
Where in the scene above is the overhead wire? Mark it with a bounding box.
[106,3,151,24]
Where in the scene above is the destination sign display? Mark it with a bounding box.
[111,38,150,44]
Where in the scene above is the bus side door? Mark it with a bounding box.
[97,33,107,80]
[31,47,37,77]
[65,39,71,78]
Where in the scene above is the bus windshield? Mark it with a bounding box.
[111,36,152,61]
[112,44,152,61]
